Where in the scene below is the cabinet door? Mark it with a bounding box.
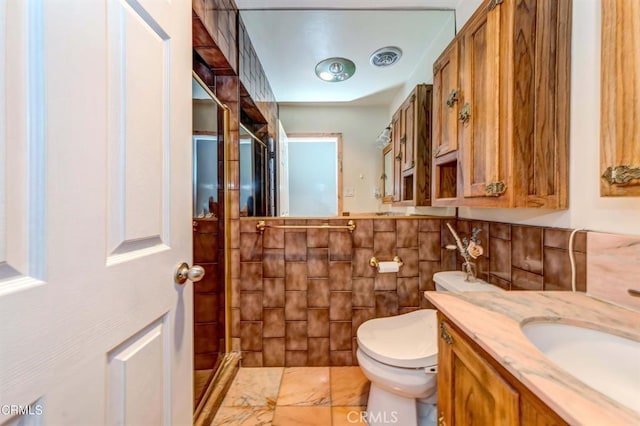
[459,4,503,199]
[392,110,402,201]
[438,320,519,426]
[433,41,459,158]
[601,0,640,196]
[401,94,416,172]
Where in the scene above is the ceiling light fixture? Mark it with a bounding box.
[370,46,403,67]
[315,57,356,82]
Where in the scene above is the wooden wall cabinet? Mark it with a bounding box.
[392,84,433,206]
[432,41,461,204]
[600,0,640,196]
[432,0,571,209]
[438,314,568,426]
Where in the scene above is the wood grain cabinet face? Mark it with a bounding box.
[391,84,433,206]
[437,314,568,426]
[438,319,519,426]
[392,110,402,202]
[401,95,416,173]
[433,41,460,159]
[431,0,571,209]
[601,0,640,196]
[459,4,502,200]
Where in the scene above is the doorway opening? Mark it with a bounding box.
[281,133,343,217]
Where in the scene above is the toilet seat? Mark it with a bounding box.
[356,349,437,400]
[357,309,438,368]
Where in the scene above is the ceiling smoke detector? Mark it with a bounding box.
[370,46,403,67]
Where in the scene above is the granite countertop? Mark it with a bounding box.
[424,291,640,425]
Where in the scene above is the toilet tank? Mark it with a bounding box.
[433,271,503,292]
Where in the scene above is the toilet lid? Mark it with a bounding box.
[356,309,438,368]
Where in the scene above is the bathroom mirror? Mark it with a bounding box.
[238,7,456,216]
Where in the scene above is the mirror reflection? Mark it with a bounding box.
[238,8,456,216]
[240,124,268,217]
[383,144,393,203]
[192,77,219,219]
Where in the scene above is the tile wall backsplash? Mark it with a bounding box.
[237,217,587,367]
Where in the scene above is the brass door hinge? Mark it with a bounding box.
[446,89,459,108]
[486,181,507,196]
[458,103,471,124]
[440,322,453,345]
[602,165,640,185]
[487,0,504,12]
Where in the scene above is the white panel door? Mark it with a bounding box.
[0,0,193,425]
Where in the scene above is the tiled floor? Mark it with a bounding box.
[212,367,370,425]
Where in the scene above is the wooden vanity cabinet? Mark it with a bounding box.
[432,0,571,209]
[392,84,433,206]
[600,0,640,196]
[438,314,568,426]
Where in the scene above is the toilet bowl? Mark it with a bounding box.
[356,271,502,426]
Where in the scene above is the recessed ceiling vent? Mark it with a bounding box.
[370,47,403,67]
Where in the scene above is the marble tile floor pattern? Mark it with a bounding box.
[211,366,370,425]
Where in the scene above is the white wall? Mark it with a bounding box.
[279,105,389,213]
[453,0,640,236]
[388,13,456,116]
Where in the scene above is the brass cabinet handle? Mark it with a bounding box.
[458,102,471,123]
[395,153,402,161]
[602,165,640,185]
[486,181,507,196]
[446,89,459,108]
[440,322,453,345]
[438,414,447,426]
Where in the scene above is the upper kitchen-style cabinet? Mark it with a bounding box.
[432,0,572,209]
[392,84,433,206]
[600,0,640,196]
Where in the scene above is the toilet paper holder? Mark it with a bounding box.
[369,256,404,269]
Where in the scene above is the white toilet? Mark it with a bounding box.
[356,271,503,426]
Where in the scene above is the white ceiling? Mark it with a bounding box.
[236,1,456,105]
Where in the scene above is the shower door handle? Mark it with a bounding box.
[174,262,205,285]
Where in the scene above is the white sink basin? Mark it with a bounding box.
[522,321,640,413]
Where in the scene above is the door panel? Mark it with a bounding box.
[0,0,45,283]
[107,0,170,258]
[433,42,459,159]
[461,6,501,198]
[391,111,401,201]
[0,0,193,424]
[107,317,169,426]
[401,97,415,172]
